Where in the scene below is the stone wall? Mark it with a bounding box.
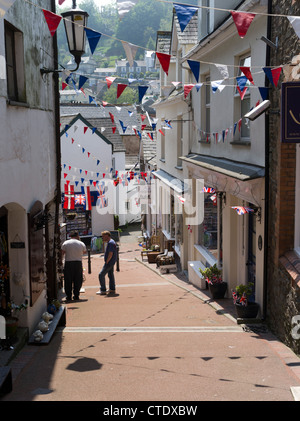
[267,0,300,355]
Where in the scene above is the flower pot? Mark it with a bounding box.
[5,316,18,338]
[209,282,227,299]
[235,302,259,319]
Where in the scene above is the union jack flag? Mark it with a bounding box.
[203,187,216,194]
[232,290,238,304]
[231,206,254,215]
[239,293,247,306]
[81,186,92,211]
[75,194,85,206]
[97,182,108,209]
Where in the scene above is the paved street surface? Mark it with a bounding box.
[2,226,300,403]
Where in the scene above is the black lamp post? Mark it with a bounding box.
[61,0,89,72]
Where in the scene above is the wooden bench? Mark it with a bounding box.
[0,366,12,395]
[28,306,66,345]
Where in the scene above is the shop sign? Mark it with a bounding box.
[282,82,300,143]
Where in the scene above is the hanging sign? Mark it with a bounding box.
[281,82,300,143]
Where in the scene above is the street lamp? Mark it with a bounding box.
[41,0,88,74]
[61,0,89,72]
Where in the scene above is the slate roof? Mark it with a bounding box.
[60,103,147,153]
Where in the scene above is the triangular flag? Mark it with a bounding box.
[184,84,195,98]
[121,41,139,67]
[259,87,269,101]
[62,82,68,90]
[173,3,198,32]
[119,120,127,133]
[106,77,116,89]
[84,28,102,54]
[288,16,300,39]
[172,81,181,87]
[43,9,62,37]
[236,75,248,92]
[187,60,200,83]
[117,83,127,99]
[156,52,171,76]
[263,67,282,87]
[195,83,203,92]
[159,129,165,136]
[237,86,248,100]
[141,114,146,122]
[0,0,15,18]
[78,75,88,90]
[231,11,255,38]
[211,80,223,93]
[138,86,148,102]
[109,112,115,123]
[112,127,116,134]
[240,67,254,85]
[215,64,229,79]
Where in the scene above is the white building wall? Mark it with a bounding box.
[0,0,57,332]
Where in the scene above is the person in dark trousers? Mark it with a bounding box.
[62,231,87,301]
[97,231,117,295]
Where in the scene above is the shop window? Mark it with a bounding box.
[198,192,218,258]
[4,20,26,103]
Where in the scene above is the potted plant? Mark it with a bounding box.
[232,282,259,319]
[200,264,227,299]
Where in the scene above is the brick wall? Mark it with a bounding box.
[267,0,300,354]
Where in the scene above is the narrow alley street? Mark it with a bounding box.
[1,226,300,403]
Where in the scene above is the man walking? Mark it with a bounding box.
[62,231,86,301]
[97,231,117,295]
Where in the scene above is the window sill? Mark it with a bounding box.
[198,140,211,144]
[230,140,251,146]
[7,99,29,108]
[160,158,166,163]
[175,165,183,170]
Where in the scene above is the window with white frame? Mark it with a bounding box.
[4,20,26,103]
[198,191,218,258]
[201,74,210,140]
[234,54,251,140]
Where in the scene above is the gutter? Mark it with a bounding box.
[263,0,272,320]
[51,0,61,301]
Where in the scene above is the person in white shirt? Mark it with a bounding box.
[61,231,87,301]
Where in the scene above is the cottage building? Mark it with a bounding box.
[0,0,60,334]
[153,0,268,315]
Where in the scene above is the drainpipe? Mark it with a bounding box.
[50,0,61,301]
[263,0,272,320]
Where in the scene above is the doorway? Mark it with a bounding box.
[247,213,256,300]
[0,207,10,315]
